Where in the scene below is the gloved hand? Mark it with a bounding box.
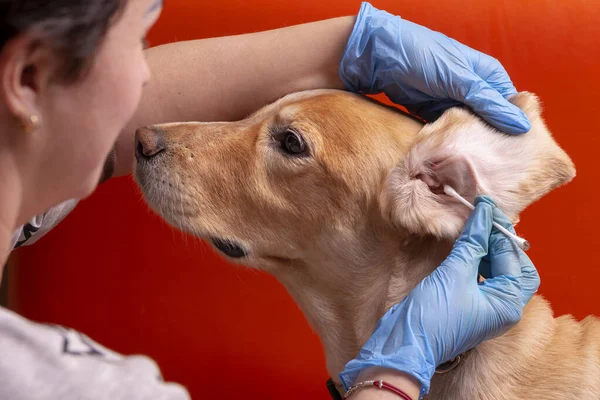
[339,2,531,134]
[339,197,540,397]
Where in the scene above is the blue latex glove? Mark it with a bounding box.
[340,2,531,134]
[339,197,539,397]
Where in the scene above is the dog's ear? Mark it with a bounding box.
[379,92,576,239]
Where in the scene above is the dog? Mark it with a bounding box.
[134,89,600,399]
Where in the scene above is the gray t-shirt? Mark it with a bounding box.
[4,202,191,400]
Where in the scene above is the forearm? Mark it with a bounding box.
[350,368,421,400]
[114,16,355,176]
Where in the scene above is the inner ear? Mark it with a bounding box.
[21,65,38,92]
[380,151,481,240]
[416,155,478,204]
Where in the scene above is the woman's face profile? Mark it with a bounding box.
[5,0,163,213]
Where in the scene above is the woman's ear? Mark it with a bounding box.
[0,34,53,122]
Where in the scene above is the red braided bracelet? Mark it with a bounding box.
[343,380,413,400]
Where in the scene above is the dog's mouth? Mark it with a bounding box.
[210,237,248,259]
[135,161,249,260]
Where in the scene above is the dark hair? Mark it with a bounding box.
[0,0,126,83]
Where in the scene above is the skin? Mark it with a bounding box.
[354,369,421,399]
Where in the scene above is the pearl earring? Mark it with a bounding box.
[20,114,41,134]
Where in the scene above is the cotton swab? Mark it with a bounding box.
[443,185,530,251]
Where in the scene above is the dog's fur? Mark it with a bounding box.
[134,90,600,399]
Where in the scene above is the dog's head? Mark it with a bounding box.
[134,88,575,375]
[135,89,573,268]
[134,90,425,270]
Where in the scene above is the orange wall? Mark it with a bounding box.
[8,1,600,399]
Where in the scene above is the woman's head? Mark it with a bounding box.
[1,1,126,83]
[0,0,162,222]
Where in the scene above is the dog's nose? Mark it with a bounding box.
[135,126,166,161]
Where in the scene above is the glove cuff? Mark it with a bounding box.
[339,2,400,95]
[339,347,435,398]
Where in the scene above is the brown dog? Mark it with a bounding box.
[134,89,600,399]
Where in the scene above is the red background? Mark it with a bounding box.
[8,1,600,399]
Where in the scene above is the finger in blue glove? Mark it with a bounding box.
[340,2,531,134]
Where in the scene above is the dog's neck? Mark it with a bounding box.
[274,221,452,379]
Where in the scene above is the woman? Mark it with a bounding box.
[0,1,537,399]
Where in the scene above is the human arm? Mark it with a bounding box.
[351,369,421,400]
[112,1,530,177]
[112,16,354,176]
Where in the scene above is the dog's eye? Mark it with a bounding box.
[281,130,306,155]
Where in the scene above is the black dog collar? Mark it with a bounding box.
[326,378,344,400]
